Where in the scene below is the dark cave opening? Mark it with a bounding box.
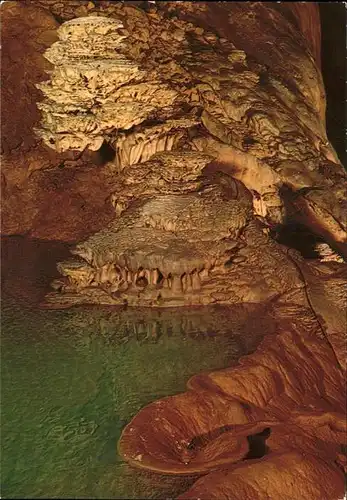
[97,140,116,164]
[275,183,345,260]
[319,2,346,167]
[271,223,324,259]
[245,427,271,460]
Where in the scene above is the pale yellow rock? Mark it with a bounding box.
[75,5,88,17]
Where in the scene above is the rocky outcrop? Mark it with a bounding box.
[0,2,119,240]
[119,294,346,497]
[43,153,310,308]
[36,16,146,152]
[2,2,346,499]
[2,1,346,248]
[40,2,346,308]
[1,2,58,156]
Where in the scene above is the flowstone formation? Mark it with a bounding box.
[35,4,347,244]
[33,3,346,499]
[47,144,306,308]
[36,16,158,152]
[37,8,346,309]
[0,2,124,241]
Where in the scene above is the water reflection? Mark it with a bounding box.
[1,237,273,498]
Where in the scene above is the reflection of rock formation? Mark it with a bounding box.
[118,299,346,498]
[63,302,273,352]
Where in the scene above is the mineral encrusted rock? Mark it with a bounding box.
[0,2,120,240]
[35,15,191,155]
[45,151,307,308]
[118,271,346,497]
[40,3,346,310]
[36,16,152,152]
[25,1,347,498]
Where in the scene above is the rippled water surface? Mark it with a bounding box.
[1,237,271,499]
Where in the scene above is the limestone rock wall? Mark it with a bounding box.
[34,3,347,253]
[2,1,346,250]
[32,2,346,311]
[0,2,119,240]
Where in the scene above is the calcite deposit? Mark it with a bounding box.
[36,16,144,152]
[6,1,346,499]
[45,157,307,308]
[0,2,122,240]
[118,271,346,497]
[37,3,346,310]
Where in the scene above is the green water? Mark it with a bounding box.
[1,237,270,499]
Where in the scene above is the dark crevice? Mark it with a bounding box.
[185,426,271,461]
[136,276,148,288]
[258,70,269,86]
[97,141,116,164]
[244,427,271,460]
[276,183,345,260]
[319,3,346,167]
[156,269,164,285]
[271,223,324,260]
[50,12,64,24]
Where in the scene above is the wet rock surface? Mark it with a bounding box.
[119,293,346,498]
[1,2,346,499]
[2,235,270,499]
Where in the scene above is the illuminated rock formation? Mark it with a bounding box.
[0,2,120,240]
[35,3,346,309]
[118,287,346,497]
[18,1,347,498]
[35,16,145,152]
[44,166,309,308]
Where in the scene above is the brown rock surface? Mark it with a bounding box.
[286,2,322,71]
[0,2,118,240]
[37,2,346,309]
[1,155,118,241]
[2,1,346,247]
[119,301,346,497]
[1,1,58,155]
[179,450,344,499]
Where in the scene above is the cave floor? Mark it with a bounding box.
[1,236,271,499]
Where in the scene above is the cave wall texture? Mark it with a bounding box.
[1,1,346,244]
[1,1,117,240]
[1,2,346,499]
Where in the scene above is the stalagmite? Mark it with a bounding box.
[191,271,201,291]
[152,269,160,286]
[144,269,151,285]
[171,275,183,293]
[181,273,187,292]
